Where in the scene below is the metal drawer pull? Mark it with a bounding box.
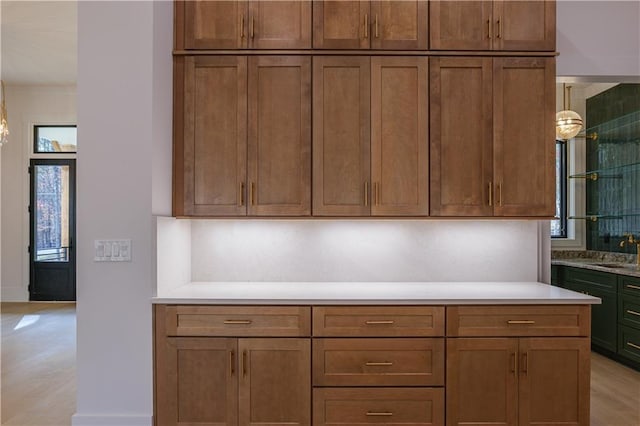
[365,362,393,366]
[365,320,394,325]
[507,320,535,325]
[627,284,640,290]
[367,412,393,417]
[627,310,640,317]
[627,342,640,351]
[224,320,252,325]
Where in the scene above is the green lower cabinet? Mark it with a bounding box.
[551,265,562,287]
[618,294,640,329]
[617,325,640,363]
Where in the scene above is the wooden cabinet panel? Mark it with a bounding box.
[313,1,370,49]
[313,338,444,386]
[313,306,444,337]
[164,305,311,337]
[313,57,371,216]
[619,294,640,330]
[239,338,311,426]
[182,1,247,49]
[429,1,492,50]
[178,56,247,216]
[370,1,428,50]
[157,337,238,426]
[618,324,640,363]
[493,57,555,216]
[447,305,591,337]
[518,338,590,426]
[494,0,556,51]
[619,275,640,298]
[314,387,444,426]
[248,1,311,49]
[248,56,311,216]
[371,57,428,216]
[430,57,493,216]
[446,338,518,426]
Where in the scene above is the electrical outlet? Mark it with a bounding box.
[94,239,132,262]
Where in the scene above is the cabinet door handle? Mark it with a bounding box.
[497,182,502,206]
[510,352,516,373]
[240,15,245,39]
[487,19,492,39]
[507,320,535,325]
[374,182,380,206]
[365,320,394,325]
[627,284,640,291]
[230,350,235,376]
[364,14,369,39]
[496,18,502,39]
[224,320,252,325]
[240,182,245,206]
[627,342,640,350]
[250,182,255,205]
[367,412,393,417]
[364,181,369,206]
[488,181,493,206]
[627,310,640,317]
[242,350,248,377]
[250,16,255,39]
[521,353,528,374]
[365,361,393,366]
[374,14,379,38]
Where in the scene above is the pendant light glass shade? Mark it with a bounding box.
[555,84,582,140]
[0,80,8,147]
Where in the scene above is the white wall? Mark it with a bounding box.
[74,1,172,425]
[0,84,76,301]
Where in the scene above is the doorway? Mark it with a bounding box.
[29,159,76,301]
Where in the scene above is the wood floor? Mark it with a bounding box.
[1,303,639,425]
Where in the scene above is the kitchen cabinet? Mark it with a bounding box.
[155,305,311,426]
[430,56,555,217]
[313,56,428,216]
[618,275,640,364]
[174,55,311,216]
[177,0,311,49]
[446,305,591,426]
[313,1,427,50]
[430,0,555,51]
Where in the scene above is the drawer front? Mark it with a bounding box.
[446,305,590,337]
[564,266,617,292]
[618,295,640,329]
[619,275,640,298]
[313,387,444,426]
[313,306,445,337]
[313,338,444,386]
[164,306,311,337]
[618,325,640,364]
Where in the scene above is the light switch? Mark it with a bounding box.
[95,239,132,262]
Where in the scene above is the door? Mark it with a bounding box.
[248,56,311,216]
[429,1,492,50]
[157,338,238,426]
[313,1,370,49]
[370,1,428,50]
[238,338,311,426]
[430,57,493,216]
[446,338,518,426]
[494,0,555,51]
[371,56,428,216]
[248,0,311,49]
[29,159,76,301]
[180,56,248,216]
[183,0,247,49]
[313,56,371,216]
[493,57,555,217]
[518,338,590,426]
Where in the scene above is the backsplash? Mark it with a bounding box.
[585,84,640,253]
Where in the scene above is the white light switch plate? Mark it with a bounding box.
[94,239,132,262]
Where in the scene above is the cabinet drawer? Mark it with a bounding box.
[618,325,640,364]
[313,387,444,426]
[313,306,444,337]
[564,267,617,292]
[446,305,590,337]
[619,275,640,298]
[163,306,311,337]
[618,295,640,329]
[313,338,444,386]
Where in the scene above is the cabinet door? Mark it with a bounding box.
[494,0,556,51]
[248,56,311,216]
[371,57,429,216]
[182,0,247,49]
[178,56,247,216]
[430,57,493,216]
[248,1,311,49]
[518,338,590,426]
[313,1,370,49]
[238,338,311,426]
[493,57,555,216]
[313,57,371,216]
[370,1,428,50]
[157,338,238,426]
[429,1,492,50]
[446,338,518,426]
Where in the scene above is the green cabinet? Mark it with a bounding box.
[618,275,640,364]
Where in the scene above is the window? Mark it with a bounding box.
[34,125,77,153]
[551,140,567,238]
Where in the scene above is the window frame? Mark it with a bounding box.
[552,139,568,238]
[33,124,77,154]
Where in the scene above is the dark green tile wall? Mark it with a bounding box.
[586,84,640,253]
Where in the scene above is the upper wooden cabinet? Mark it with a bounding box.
[174,55,311,217]
[430,0,555,51]
[313,56,428,216]
[313,1,428,50]
[177,0,311,49]
[430,56,555,217]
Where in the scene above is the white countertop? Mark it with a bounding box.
[153,282,600,305]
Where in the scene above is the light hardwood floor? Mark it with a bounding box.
[1,303,639,425]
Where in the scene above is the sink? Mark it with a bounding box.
[591,262,639,270]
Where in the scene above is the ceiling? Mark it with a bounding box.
[1,1,77,85]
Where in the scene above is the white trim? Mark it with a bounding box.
[71,414,152,426]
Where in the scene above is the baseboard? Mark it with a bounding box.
[1,286,28,302]
[71,414,152,426]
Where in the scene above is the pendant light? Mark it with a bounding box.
[0,80,8,147]
[555,83,583,140]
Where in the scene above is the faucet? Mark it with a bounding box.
[619,233,640,266]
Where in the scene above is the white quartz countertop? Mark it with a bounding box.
[153,282,600,305]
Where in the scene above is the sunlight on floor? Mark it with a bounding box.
[13,315,40,330]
